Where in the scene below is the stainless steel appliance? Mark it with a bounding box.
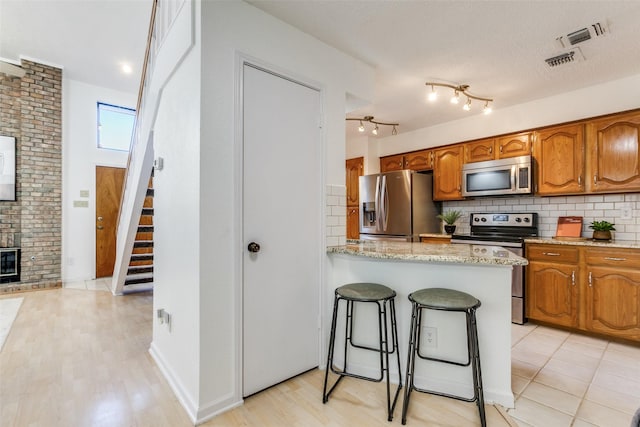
[359,170,441,241]
[450,213,538,324]
[462,155,532,197]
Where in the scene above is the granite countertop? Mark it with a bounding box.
[328,240,528,266]
[418,233,452,239]
[525,237,640,249]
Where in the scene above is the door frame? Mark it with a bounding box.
[93,161,128,279]
[233,54,326,401]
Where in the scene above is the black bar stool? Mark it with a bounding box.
[322,282,402,421]
[401,288,485,426]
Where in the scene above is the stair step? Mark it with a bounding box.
[125,272,154,285]
[133,240,154,248]
[146,188,154,197]
[128,265,153,275]
[137,226,154,233]
[130,253,154,262]
[141,208,154,216]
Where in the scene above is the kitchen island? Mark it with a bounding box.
[326,241,528,409]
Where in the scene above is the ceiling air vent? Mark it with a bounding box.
[556,22,607,48]
[545,48,585,68]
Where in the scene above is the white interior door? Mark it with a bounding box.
[242,64,321,396]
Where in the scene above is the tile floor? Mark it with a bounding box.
[63,277,112,292]
[65,279,639,426]
[509,322,640,427]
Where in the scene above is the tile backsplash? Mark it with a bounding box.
[445,193,640,242]
[326,184,347,246]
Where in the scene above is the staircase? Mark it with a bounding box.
[123,174,154,293]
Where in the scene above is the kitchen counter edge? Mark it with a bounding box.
[525,237,640,249]
[328,241,527,266]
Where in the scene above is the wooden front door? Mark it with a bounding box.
[96,166,125,278]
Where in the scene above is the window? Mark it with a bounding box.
[97,102,136,151]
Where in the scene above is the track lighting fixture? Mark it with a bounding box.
[426,82,493,114]
[346,115,399,136]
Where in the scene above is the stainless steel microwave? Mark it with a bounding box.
[462,155,532,197]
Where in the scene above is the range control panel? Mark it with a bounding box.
[470,213,537,227]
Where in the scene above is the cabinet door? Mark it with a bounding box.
[534,123,585,195]
[433,145,464,201]
[346,206,360,240]
[465,139,496,163]
[587,111,640,192]
[404,149,433,171]
[527,261,579,327]
[585,266,640,341]
[380,154,405,172]
[496,132,532,158]
[346,157,363,207]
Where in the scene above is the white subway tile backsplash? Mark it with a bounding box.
[445,193,640,242]
[326,184,347,247]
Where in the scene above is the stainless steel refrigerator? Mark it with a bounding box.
[359,170,441,241]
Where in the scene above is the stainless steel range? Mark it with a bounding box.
[450,213,538,324]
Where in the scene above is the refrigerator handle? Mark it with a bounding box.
[381,175,388,231]
[374,176,381,232]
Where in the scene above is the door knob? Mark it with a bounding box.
[247,242,261,253]
[97,216,103,221]
[97,225,104,230]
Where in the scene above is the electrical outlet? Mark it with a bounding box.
[423,326,437,348]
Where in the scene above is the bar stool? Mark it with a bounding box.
[401,288,485,426]
[322,282,402,421]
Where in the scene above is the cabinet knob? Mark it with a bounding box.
[588,271,593,287]
[489,146,493,154]
[578,175,582,186]
[571,271,575,286]
[604,257,626,261]
[542,252,560,256]
[499,145,503,153]
[593,175,598,185]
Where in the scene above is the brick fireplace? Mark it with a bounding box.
[0,59,62,292]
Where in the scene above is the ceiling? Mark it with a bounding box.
[0,0,152,95]
[248,0,640,138]
[1,1,639,138]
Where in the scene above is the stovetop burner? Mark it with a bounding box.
[450,213,538,247]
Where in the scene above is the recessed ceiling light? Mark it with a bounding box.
[121,63,133,74]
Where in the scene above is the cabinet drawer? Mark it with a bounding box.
[526,245,579,263]
[585,248,640,268]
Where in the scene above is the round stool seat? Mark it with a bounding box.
[409,288,480,310]
[336,282,396,302]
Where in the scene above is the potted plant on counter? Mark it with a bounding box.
[589,220,615,241]
[437,210,463,235]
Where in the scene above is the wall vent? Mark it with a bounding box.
[556,22,607,48]
[545,48,585,68]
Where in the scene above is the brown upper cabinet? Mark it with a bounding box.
[495,132,533,159]
[380,149,434,172]
[464,132,532,163]
[587,111,640,193]
[464,138,496,163]
[433,145,464,201]
[533,123,585,195]
[346,157,363,207]
[380,153,404,172]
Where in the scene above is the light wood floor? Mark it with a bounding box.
[0,289,516,426]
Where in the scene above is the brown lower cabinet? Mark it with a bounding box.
[527,244,640,341]
[346,207,359,240]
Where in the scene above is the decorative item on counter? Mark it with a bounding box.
[554,216,584,240]
[589,220,615,241]
[437,210,463,235]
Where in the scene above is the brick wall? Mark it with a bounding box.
[0,59,62,292]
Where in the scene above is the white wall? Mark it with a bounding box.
[62,79,133,282]
[147,0,375,423]
[369,73,640,156]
